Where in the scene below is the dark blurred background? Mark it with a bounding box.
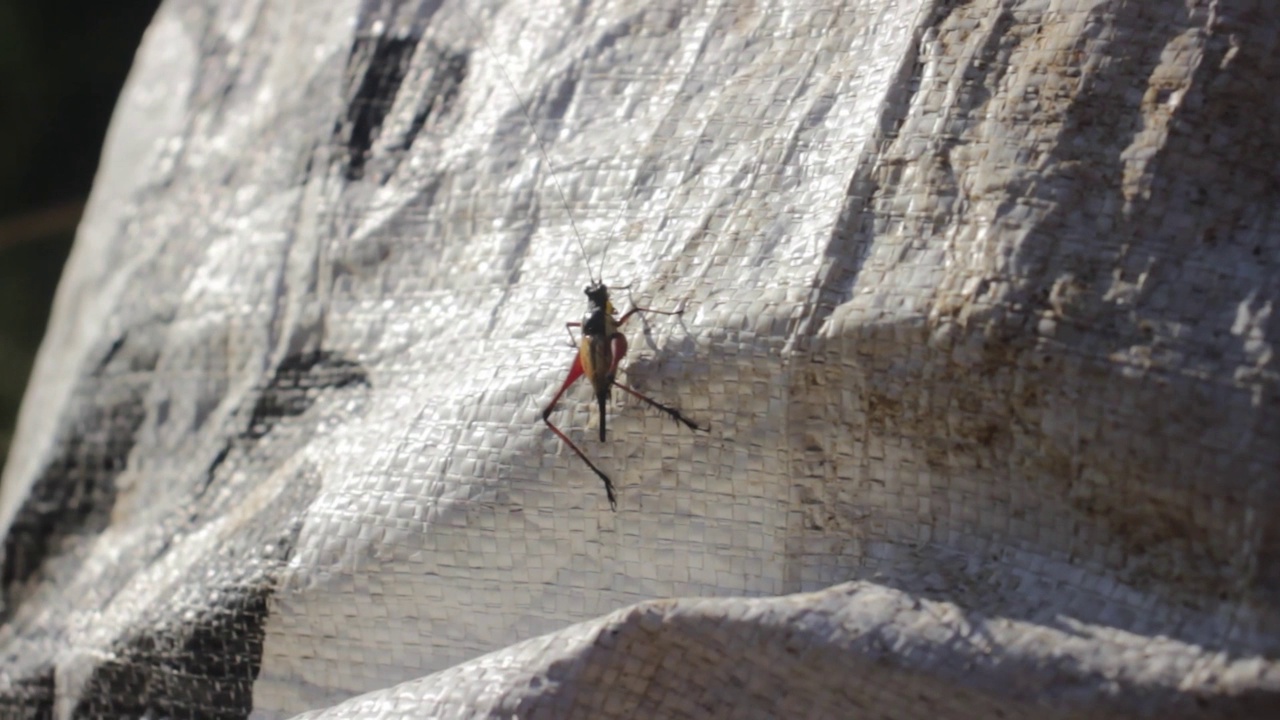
[0,1,161,473]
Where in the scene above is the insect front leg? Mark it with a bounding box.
[616,304,684,328]
[617,287,686,327]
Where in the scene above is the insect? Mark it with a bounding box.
[455,5,705,509]
[540,277,704,510]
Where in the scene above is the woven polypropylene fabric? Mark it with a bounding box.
[2,0,1277,718]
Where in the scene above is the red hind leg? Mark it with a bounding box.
[541,353,617,510]
[542,416,617,510]
[608,332,629,375]
[542,354,584,421]
[607,331,703,432]
[613,380,703,432]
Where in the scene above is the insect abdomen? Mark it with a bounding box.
[579,333,613,441]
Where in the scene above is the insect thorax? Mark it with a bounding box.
[582,283,612,336]
[583,307,609,336]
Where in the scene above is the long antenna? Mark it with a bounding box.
[593,86,671,286]
[455,2,599,286]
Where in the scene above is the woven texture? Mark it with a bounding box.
[2,0,1278,717]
